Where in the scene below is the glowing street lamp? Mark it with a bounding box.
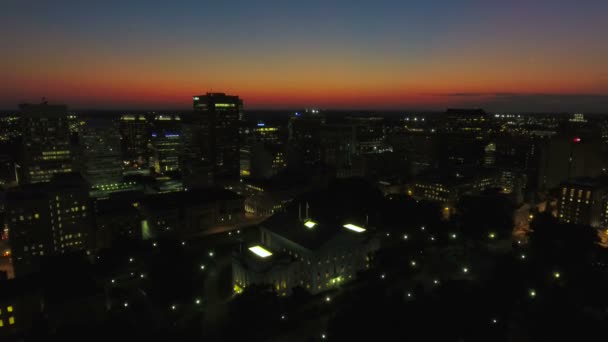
[123,302,129,308]
[325,296,331,303]
[529,289,536,298]
[462,267,469,274]
[403,234,409,240]
[553,272,561,279]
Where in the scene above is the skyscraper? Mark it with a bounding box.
[188,93,243,184]
[79,116,123,188]
[287,110,324,167]
[119,114,149,173]
[150,114,182,176]
[18,102,75,184]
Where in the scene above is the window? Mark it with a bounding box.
[8,317,14,325]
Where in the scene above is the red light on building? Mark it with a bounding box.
[573,137,581,143]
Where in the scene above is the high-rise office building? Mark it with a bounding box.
[6,173,93,276]
[18,102,75,184]
[119,114,149,172]
[189,93,243,183]
[150,114,182,176]
[241,122,287,179]
[287,110,324,167]
[79,117,123,188]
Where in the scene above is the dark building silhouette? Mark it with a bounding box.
[185,93,243,185]
[287,110,324,167]
[119,114,149,172]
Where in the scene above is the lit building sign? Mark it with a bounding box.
[215,103,236,108]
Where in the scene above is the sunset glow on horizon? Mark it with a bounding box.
[2,1,607,111]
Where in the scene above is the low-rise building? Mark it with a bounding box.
[233,212,380,296]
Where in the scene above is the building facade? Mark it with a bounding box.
[19,103,75,184]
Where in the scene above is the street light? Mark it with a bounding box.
[200,265,206,270]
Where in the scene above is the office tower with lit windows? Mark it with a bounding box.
[6,173,93,276]
[119,114,150,173]
[241,122,287,179]
[79,117,123,188]
[188,93,243,184]
[557,178,607,228]
[18,102,75,184]
[150,114,182,176]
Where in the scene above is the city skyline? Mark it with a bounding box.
[2,1,608,112]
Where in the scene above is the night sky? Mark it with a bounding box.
[1,0,607,111]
